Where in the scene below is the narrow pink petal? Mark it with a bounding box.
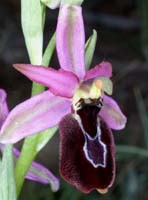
[0,91,71,143]
[84,62,112,81]
[13,64,79,98]
[99,95,127,130]
[26,162,59,191]
[13,148,60,192]
[56,4,85,79]
[0,89,9,127]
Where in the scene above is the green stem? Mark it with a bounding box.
[14,84,45,196]
[14,137,38,195]
[31,83,45,96]
[14,32,56,197]
[1,144,17,200]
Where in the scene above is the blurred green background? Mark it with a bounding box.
[0,0,148,199]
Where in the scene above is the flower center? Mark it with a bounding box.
[72,77,113,111]
[71,77,112,168]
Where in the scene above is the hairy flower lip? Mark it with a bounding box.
[59,112,115,193]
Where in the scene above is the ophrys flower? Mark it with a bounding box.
[0,4,126,193]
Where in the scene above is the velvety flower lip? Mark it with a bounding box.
[59,110,115,193]
[0,89,59,191]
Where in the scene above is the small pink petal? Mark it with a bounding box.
[0,89,9,127]
[13,64,79,98]
[99,95,127,130]
[0,91,71,143]
[84,62,112,81]
[56,4,85,79]
[13,148,60,192]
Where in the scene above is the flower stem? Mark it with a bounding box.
[14,84,45,196]
[0,145,17,200]
[15,134,41,195]
[14,34,56,197]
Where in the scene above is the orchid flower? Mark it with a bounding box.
[0,4,126,194]
[0,89,59,192]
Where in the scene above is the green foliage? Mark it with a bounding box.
[134,88,148,148]
[0,145,16,200]
[21,0,45,65]
[61,0,84,6]
[42,33,56,67]
[85,30,97,70]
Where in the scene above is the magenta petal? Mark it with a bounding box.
[84,61,112,81]
[13,148,59,192]
[100,95,127,130]
[27,162,60,192]
[13,64,79,98]
[59,114,115,193]
[0,89,9,127]
[0,91,71,143]
[56,4,85,79]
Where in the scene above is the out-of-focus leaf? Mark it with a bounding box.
[85,30,97,70]
[42,33,56,67]
[134,88,148,148]
[141,0,148,60]
[0,145,16,200]
[21,0,45,64]
[121,170,139,200]
[116,145,148,160]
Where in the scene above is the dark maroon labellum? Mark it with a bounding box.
[77,100,106,168]
[59,98,115,193]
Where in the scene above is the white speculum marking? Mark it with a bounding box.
[75,113,107,168]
